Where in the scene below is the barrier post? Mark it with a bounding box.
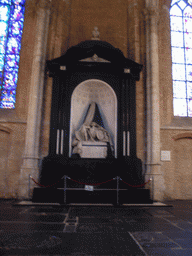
[151,176,154,202]
[28,175,31,199]
[116,176,119,206]
[64,175,67,205]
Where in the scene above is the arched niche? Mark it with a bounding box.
[69,79,118,158]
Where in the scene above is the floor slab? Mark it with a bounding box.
[1,199,192,255]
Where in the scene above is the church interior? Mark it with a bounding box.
[1,0,192,204]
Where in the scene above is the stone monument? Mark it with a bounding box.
[72,102,113,158]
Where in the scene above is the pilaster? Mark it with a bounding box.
[19,0,51,199]
[127,0,140,62]
[144,1,165,201]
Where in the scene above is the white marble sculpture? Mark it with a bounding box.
[92,27,100,40]
[72,102,113,157]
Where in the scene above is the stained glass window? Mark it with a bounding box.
[0,0,25,109]
[170,0,192,116]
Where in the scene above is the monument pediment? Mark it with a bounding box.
[47,40,142,80]
[79,54,111,63]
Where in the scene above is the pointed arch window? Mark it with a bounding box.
[170,0,192,116]
[0,0,26,109]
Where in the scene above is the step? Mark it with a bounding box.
[32,187,153,204]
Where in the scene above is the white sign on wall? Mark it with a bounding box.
[161,151,171,161]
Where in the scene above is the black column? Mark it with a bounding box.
[48,75,61,155]
[128,77,136,157]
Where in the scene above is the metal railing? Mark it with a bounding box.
[29,175,153,205]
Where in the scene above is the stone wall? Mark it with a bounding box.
[158,0,192,200]
[0,0,37,197]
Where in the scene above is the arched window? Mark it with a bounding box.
[0,0,26,109]
[170,0,192,116]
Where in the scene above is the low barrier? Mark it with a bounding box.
[29,175,153,205]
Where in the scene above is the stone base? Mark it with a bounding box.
[19,166,39,200]
[81,141,107,158]
[145,173,165,202]
[32,187,152,205]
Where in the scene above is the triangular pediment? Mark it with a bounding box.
[80,54,111,63]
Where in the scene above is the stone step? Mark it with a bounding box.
[32,187,152,205]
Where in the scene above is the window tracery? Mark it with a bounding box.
[0,0,25,109]
[170,0,192,116]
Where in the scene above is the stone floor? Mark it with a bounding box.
[1,200,192,255]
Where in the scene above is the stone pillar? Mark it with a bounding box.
[144,0,165,201]
[159,4,173,125]
[127,0,140,62]
[127,0,145,162]
[19,0,51,199]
